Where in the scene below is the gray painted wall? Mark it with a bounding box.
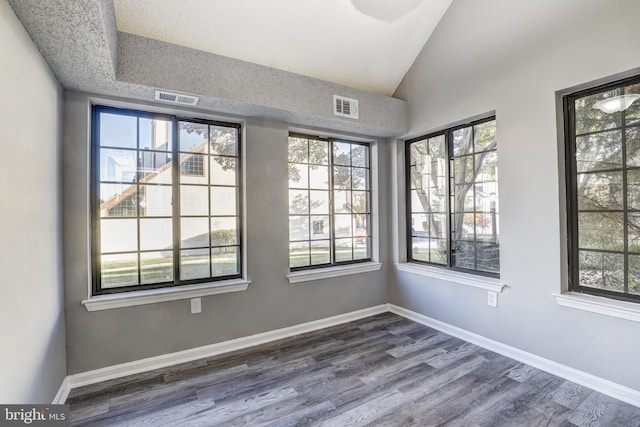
[392,0,640,390]
[63,92,390,374]
[0,0,66,403]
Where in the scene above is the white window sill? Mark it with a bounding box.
[553,292,640,323]
[395,262,505,293]
[287,262,382,284]
[81,279,251,311]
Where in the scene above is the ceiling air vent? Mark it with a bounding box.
[333,95,359,119]
[154,90,199,106]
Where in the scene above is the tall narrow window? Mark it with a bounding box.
[565,74,640,302]
[92,105,242,295]
[288,134,371,270]
[406,116,499,276]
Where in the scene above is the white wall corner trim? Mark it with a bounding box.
[554,292,640,323]
[395,262,505,293]
[388,304,640,408]
[52,377,71,404]
[65,304,388,392]
[287,262,382,284]
[81,279,251,311]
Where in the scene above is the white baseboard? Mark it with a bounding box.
[57,302,640,409]
[65,304,389,391]
[52,377,70,404]
[388,304,640,408]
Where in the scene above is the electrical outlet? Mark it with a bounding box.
[487,291,498,308]
[190,298,201,314]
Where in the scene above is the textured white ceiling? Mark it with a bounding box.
[113,0,452,96]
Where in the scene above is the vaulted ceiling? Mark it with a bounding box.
[113,0,452,96]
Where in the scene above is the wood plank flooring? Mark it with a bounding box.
[66,313,640,426]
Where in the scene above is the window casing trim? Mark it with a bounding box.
[90,104,246,297]
[405,114,500,278]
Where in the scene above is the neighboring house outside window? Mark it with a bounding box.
[564,74,640,302]
[406,116,499,276]
[92,105,242,295]
[288,133,372,270]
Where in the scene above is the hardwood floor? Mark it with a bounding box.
[67,313,640,426]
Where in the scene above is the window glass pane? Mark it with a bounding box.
[627,213,640,253]
[477,242,500,273]
[289,216,309,241]
[179,122,208,153]
[474,120,497,152]
[100,183,138,217]
[212,247,239,276]
[353,214,369,238]
[289,190,309,215]
[139,152,172,184]
[100,113,137,149]
[288,137,308,163]
[575,131,623,173]
[101,253,138,288]
[578,212,624,251]
[351,144,369,167]
[477,151,498,183]
[627,170,640,210]
[309,139,328,165]
[210,157,237,186]
[627,127,640,166]
[100,148,137,182]
[180,248,210,281]
[180,185,209,216]
[351,191,368,214]
[309,166,329,189]
[140,251,173,284]
[335,214,352,238]
[453,127,473,156]
[211,217,238,246]
[310,216,330,240]
[577,172,623,211]
[290,242,310,268]
[575,90,622,134]
[453,156,474,184]
[353,237,370,260]
[334,190,351,213]
[629,255,640,295]
[100,219,137,253]
[180,153,207,185]
[578,250,624,292]
[411,237,430,263]
[289,164,308,188]
[333,142,351,166]
[309,190,329,214]
[140,218,173,251]
[410,191,428,214]
[210,126,238,156]
[352,168,368,190]
[335,238,353,262]
[452,240,475,270]
[333,166,352,189]
[311,240,331,265]
[139,118,172,151]
[210,187,237,216]
[139,184,172,217]
[181,217,209,249]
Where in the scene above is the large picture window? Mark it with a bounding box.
[406,116,499,276]
[288,134,372,270]
[91,105,242,295]
[564,74,640,302]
